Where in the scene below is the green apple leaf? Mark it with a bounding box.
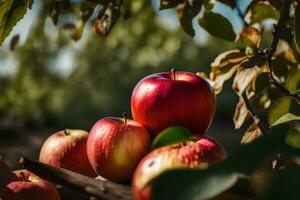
[245,2,280,25]
[199,12,236,41]
[286,69,300,94]
[151,126,192,149]
[285,128,300,150]
[294,3,300,53]
[0,0,27,45]
[268,96,300,127]
[153,169,242,200]
[210,49,248,94]
[177,0,202,37]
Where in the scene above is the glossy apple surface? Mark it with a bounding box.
[39,129,96,177]
[132,137,227,200]
[87,117,152,182]
[0,169,61,200]
[131,70,216,136]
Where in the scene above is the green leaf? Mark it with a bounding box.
[151,126,192,149]
[245,2,280,25]
[177,0,202,37]
[286,69,300,94]
[199,12,236,41]
[285,128,300,149]
[0,0,27,45]
[268,96,300,127]
[152,169,242,200]
[294,3,300,53]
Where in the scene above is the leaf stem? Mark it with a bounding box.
[266,0,300,102]
[234,1,248,27]
[242,92,269,135]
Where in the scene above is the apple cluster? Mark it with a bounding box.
[0,70,227,200]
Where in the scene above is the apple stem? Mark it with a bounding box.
[171,68,176,80]
[122,112,127,124]
[20,172,30,182]
[64,129,71,136]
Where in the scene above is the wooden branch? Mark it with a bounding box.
[234,2,249,27]
[20,157,133,200]
[266,0,300,103]
[242,92,269,135]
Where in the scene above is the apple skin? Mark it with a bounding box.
[131,71,216,136]
[132,137,227,200]
[87,117,152,182]
[0,169,61,200]
[39,129,97,177]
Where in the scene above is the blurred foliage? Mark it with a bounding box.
[0,1,234,129]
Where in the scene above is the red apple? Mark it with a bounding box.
[131,69,216,136]
[87,115,152,182]
[132,137,227,200]
[39,129,96,177]
[0,169,61,200]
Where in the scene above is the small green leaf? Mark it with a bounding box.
[235,27,261,47]
[199,12,236,41]
[294,3,300,53]
[285,128,300,149]
[286,69,300,94]
[245,2,280,25]
[0,0,27,45]
[268,96,300,127]
[151,126,192,149]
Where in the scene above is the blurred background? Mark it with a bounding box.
[0,0,261,169]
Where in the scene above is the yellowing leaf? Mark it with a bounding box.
[233,98,250,129]
[268,96,300,127]
[245,2,280,25]
[210,49,248,94]
[235,27,261,47]
[0,0,27,44]
[199,12,236,41]
[233,66,261,95]
[241,123,262,144]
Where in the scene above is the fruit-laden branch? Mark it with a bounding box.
[266,0,300,103]
[242,92,269,135]
[20,157,133,200]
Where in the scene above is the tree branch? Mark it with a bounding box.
[20,157,133,200]
[242,92,269,135]
[266,0,300,102]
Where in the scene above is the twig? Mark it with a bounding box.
[20,157,133,200]
[242,92,269,135]
[266,0,300,103]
